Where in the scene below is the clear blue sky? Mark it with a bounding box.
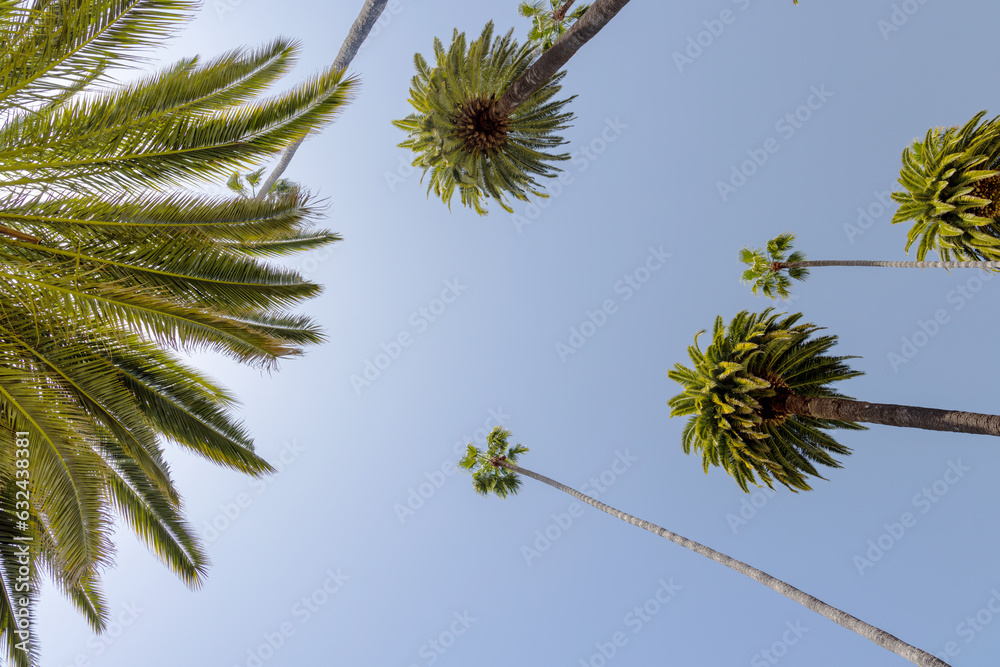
[42,1,1000,666]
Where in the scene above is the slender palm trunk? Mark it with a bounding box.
[497,460,949,667]
[256,0,388,199]
[785,395,1000,436]
[492,0,630,119]
[552,0,577,22]
[776,259,1000,270]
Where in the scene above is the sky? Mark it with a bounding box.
[38,1,1000,666]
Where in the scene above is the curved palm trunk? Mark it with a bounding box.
[785,395,1000,436]
[492,0,630,119]
[499,460,949,667]
[256,0,388,199]
[776,260,1000,270]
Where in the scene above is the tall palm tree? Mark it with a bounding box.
[256,0,389,198]
[393,22,574,214]
[741,233,1000,299]
[892,111,1000,261]
[668,309,1000,493]
[0,4,356,664]
[519,0,591,52]
[460,427,948,667]
[395,0,637,214]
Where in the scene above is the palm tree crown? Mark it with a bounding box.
[393,22,574,215]
[740,233,809,299]
[892,111,1000,261]
[668,309,864,492]
[459,427,529,497]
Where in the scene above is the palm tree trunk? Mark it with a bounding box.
[777,259,1000,269]
[492,0,630,119]
[552,0,577,22]
[785,395,1000,436]
[497,461,950,667]
[256,0,388,199]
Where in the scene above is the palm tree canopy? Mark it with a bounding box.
[459,427,529,498]
[0,4,356,662]
[393,21,574,215]
[667,309,865,493]
[740,233,809,299]
[892,111,1000,261]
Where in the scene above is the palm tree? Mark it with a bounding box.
[668,309,1000,493]
[741,233,1000,299]
[892,111,1000,261]
[0,4,356,664]
[228,168,299,199]
[393,22,574,214]
[256,0,389,198]
[460,427,948,667]
[519,0,591,52]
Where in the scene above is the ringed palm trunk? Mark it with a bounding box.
[257,0,388,198]
[776,260,1000,270]
[491,0,631,119]
[498,460,949,667]
[783,395,1000,436]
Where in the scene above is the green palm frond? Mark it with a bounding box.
[668,309,864,492]
[892,111,1000,261]
[0,5,356,659]
[394,21,574,215]
[739,233,809,300]
[459,427,529,498]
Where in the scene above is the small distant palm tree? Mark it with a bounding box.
[228,168,299,199]
[892,111,1000,261]
[741,233,1000,299]
[668,310,1000,492]
[519,0,591,52]
[461,427,948,667]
